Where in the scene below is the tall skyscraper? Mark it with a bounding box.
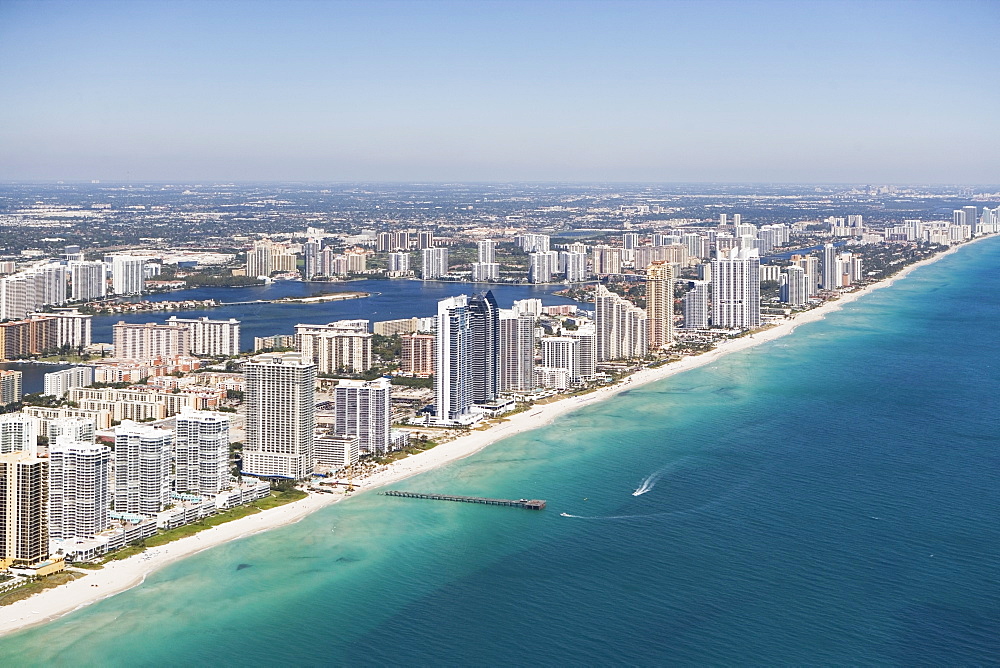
[711,247,761,329]
[683,281,709,329]
[48,439,111,540]
[422,247,449,279]
[110,255,145,296]
[174,409,231,495]
[592,246,622,276]
[499,309,535,392]
[113,422,172,515]
[0,451,49,567]
[333,378,391,456]
[821,243,838,290]
[0,370,22,405]
[469,291,500,405]
[434,295,471,424]
[243,352,316,479]
[646,261,674,350]
[388,252,410,273]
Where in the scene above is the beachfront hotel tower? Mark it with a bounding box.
[646,260,674,350]
[174,409,231,495]
[0,451,49,567]
[242,352,316,479]
[48,439,111,540]
[710,247,761,330]
[683,281,709,329]
[469,291,500,405]
[434,295,472,424]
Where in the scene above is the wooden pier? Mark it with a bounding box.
[381,490,546,510]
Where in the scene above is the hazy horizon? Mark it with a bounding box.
[2,0,998,183]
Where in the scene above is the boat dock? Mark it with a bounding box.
[381,490,546,510]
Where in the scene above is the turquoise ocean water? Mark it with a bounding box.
[2,238,999,665]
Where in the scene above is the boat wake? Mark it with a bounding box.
[632,457,692,496]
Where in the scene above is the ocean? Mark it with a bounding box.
[2,238,998,665]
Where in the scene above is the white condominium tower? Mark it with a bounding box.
[561,251,587,282]
[711,247,761,329]
[0,451,49,567]
[594,284,647,361]
[175,409,231,495]
[333,378,391,456]
[165,316,241,356]
[528,251,559,284]
[434,295,472,424]
[44,366,95,398]
[48,439,111,540]
[114,422,172,516]
[646,260,674,350]
[781,266,808,306]
[421,247,449,279]
[683,281,709,329]
[821,243,838,290]
[499,309,536,392]
[70,260,107,301]
[110,255,145,296]
[0,413,39,456]
[242,352,316,479]
[472,238,499,282]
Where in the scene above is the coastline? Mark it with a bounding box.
[1,234,993,639]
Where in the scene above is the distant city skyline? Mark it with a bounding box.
[1,0,998,183]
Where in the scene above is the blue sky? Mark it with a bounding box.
[1,0,997,183]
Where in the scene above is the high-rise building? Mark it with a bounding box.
[294,321,372,374]
[43,366,94,398]
[0,265,69,321]
[401,333,435,376]
[594,285,647,361]
[434,295,472,424]
[165,316,241,357]
[499,309,535,392]
[683,281,709,329]
[646,261,674,350]
[1,370,22,405]
[422,247,449,279]
[47,416,96,444]
[113,321,192,360]
[333,378,391,456]
[515,234,550,253]
[780,266,808,306]
[469,291,500,405]
[0,413,38,455]
[623,233,640,250]
[0,451,49,567]
[477,239,497,264]
[70,261,107,301]
[592,246,622,276]
[528,251,558,283]
[541,336,578,381]
[242,352,316,479]
[174,409,231,495]
[113,422,172,516]
[303,240,321,280]
[48,439,111,540]
[821,243,838,290]
[568,327,597,381]
[30,309,93,349]
[417,231,435,249]
[711,247,761,329]
[562,251,588,282]
[110,255,145,296]
[388,252,410,273]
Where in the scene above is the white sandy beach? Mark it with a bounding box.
[0,234,992,638]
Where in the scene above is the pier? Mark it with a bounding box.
[381,490,546,510]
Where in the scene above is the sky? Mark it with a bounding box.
[1,0,998,183]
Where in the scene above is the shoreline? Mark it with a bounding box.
[1,234,993,639]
